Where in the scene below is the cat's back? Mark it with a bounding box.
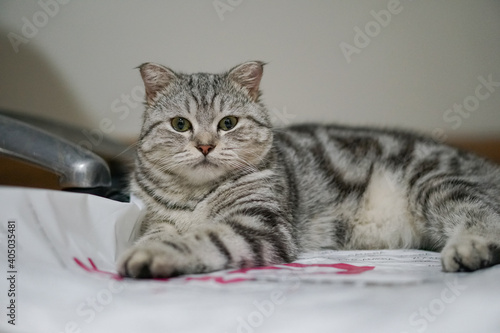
[272,123,433,178]
[272,123,495,174]
[272,123,500,199]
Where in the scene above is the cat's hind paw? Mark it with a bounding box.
[117,241,193,278]
[441,234,493,272]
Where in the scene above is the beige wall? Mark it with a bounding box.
[1,0,499,142]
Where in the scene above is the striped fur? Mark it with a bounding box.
[117,62,500,278]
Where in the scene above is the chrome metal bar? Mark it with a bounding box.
[0,110,135,162]
[0,114,111,189]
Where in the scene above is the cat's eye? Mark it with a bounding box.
[171,117,192,132]
[218,116,238,131]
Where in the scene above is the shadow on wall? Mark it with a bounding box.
[0,24,135,156]
[0,26,134,190]
[0,25,92,127]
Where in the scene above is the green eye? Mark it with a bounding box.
[171,117,192,132]
[218,116,238,131]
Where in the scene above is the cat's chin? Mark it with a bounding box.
[193,159,218,168]
[175,163,229,186]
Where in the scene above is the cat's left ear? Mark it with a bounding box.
[228,61,265,102]
[138,62,177,106]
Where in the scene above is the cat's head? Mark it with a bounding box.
[136,61,273,185]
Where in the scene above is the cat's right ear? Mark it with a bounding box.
[228,61,265,102]
[138,63,177,106]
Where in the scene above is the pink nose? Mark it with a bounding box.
[197,145,214,156]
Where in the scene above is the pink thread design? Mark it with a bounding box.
[74,257,374,284]
[229,262,375,275]
[73,257,123,280]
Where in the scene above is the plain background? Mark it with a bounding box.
[1,0,499,143]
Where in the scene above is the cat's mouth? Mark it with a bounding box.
[194,158,219,168]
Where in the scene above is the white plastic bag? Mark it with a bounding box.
[0,186,143,331]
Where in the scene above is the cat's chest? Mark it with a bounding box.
[132,178,214,233]
[167,206,210,233]
[144,172,276,233]
[152,192,216,233]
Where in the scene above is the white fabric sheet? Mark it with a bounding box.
[0,186,499,333]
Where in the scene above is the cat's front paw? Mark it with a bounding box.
[117,241,194,278]
[441,234,493,272]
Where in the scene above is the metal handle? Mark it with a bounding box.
[0,114,111,189]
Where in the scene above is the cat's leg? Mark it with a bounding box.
[117,215,296,278]
[411,173,500,272]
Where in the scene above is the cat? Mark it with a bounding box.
[117,61,500,278]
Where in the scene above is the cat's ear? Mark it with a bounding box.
[138,63,177,106]
[228,61,265,101]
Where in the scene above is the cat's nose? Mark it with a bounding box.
[197,145,215,156]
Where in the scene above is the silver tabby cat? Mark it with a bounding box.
[118,61,500,278]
